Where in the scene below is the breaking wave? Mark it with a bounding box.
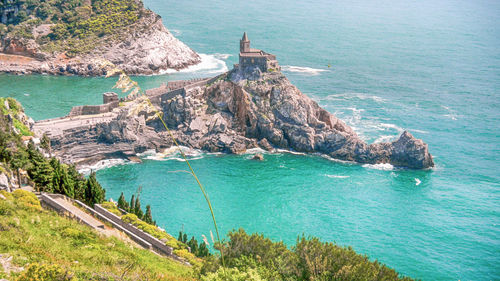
[139,147,204,162]
[362,163,394,171]
[161,54,228,75]
[325,174,350,178]
[213,53,232,60]
[282,65,329,75]
[319,93,386,103]
[79,159,129,175]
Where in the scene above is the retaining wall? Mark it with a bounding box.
[94,204,174,257]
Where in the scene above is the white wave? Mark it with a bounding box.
[275,149,307,156]
[243,147,267,154]
[410,129,428,134]
[317,153,355,164]
[320,93,385,103]
[78,159,129,175]
[213,53,232,60]
[415,178,421,186]
[362,163,394,171]
[161,54,228,75]
[441,105,458,120]
[24,93,30,96]
[325,174,350,179]
[373,135,396,143]
[282,65,329,75]
[170,29,181,36]
[379,123,404,133]
[142,146,204,161]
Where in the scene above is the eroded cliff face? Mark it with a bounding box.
[0,12,200,75]
[34,69,434,169]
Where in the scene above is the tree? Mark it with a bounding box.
[117,192,129,211]
[10,148,30,189]
[129,194,135,212]
[26,144,53,192]
[188,236,198,255]
[84,171,105,207]
[178,231,183,242]
[40,134,51,157]
[134,195,143,219]
[144,204,153,224]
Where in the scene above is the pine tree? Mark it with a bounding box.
[183,233,188,243]
[198,242,209,257]
[10,148,30,189]
[117,192,129,211]
[178,231,183,242]
[130,194,135,212]
[144,205,153,224]
[84,171,105,207]
[134,196,143,219]
[188,236,198,254]
[67,164,85,201]
[27,147,53,192]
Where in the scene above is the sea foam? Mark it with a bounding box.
[362,163,394,171]
[79,159,129,175]
[161,54,228,75]
[282,65,329,75]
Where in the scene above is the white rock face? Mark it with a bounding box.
[98,13,200,75]
[0,11,201,76]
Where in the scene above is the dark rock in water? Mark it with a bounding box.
[252,153,264,161]
[33,69,434,169]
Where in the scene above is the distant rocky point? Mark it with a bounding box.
[33,33,434,169]
[0,0,200,75]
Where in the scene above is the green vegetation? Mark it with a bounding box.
[1,0,146,56]
[0,98,106,206]
[0,190,194,280]
[199,229,414,281]
[178,231,211,258]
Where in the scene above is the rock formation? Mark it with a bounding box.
[33,68,434,169]
[0,9,200,75]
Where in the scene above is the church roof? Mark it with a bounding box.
[242,32,249,42]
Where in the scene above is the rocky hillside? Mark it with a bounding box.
[34,68,434,169]
[0,0,200,75]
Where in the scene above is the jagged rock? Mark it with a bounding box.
[33,70,434,169]
[0,173,10,191]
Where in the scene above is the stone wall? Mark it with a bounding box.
[68,101,119,116]
[94,204,176,258]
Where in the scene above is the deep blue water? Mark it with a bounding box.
[1,0,499,279]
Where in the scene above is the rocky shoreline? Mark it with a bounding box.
[33,67,434,169]
[0,10,200,76]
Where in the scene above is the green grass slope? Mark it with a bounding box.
[0,190,194,281]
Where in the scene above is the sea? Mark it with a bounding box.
[0,0,499,279]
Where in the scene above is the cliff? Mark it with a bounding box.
[34,69,434,169]
[0,0,200,75]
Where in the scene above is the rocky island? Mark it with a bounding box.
[0,0,200,75]
[33,33,434,169]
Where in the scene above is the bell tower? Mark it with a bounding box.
[240,32,250,53]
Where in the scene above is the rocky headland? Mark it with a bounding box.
[33,67,434,169]
[0,0,200,75]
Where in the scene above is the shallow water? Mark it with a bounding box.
[1,0,499,279]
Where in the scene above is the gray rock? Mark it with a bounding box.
[33,70,434,169]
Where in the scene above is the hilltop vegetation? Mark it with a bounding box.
[0,190,194,280]
[0,0,146,56]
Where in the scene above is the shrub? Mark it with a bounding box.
[12,189,41,210]
[16,263,76,281]
[201,267,263,281]
[173,249,201,267]
[100,201,121,216]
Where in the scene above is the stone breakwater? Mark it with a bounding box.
[33,69,434,169]
[0,11,200,76]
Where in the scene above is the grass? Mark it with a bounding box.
[0,191,194,281]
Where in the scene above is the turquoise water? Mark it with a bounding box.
[1,0,499,279]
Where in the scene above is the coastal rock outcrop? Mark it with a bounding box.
[0,7,200,75]
[34,69,434,169]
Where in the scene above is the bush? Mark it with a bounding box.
[16,263,76,281]
[201,267,263,281]
[100,201,121,216]
[173,249,201,267]
[12,189,41,210]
